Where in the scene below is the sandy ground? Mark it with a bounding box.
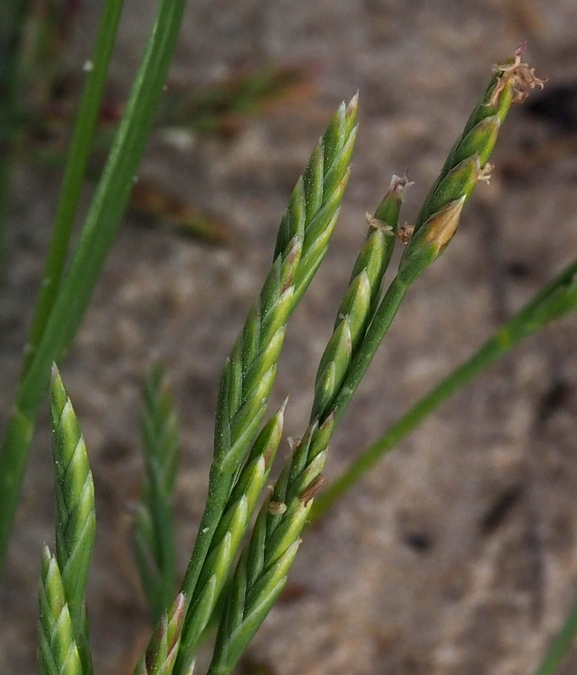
[2,1,577,674]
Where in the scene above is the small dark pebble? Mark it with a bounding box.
[403,532,433,553]
[505,260,532,279]
[480,485,523,535]
[536,378,573,426]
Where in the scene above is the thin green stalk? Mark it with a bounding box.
[0,0,190,581]
[50,364,96,674]
[21,0,126,376]
[532,594,577,675]
[135,364,180,623]
[311,256,577,520]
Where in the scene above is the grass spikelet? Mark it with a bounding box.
[133,593,186,675]
[134,363,180,623]
[49,364,95,674]
[38,545,82,675]
[174,98,358,645]
[330,46,546,422]
[174,404,286,674]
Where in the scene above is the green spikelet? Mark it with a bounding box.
[133,593,186,675]
[49,365,95,674]
[311,175,410,419]
[38,546,83,675]
[175,97,358,647]
[134,363,180,622]
[174,403,286,674]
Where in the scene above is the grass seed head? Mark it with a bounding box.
[489,43,547,108]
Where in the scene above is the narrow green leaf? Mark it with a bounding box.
[0,0,191,580]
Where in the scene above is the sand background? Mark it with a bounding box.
[2,1,577,673]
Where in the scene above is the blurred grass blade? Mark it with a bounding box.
[0,0,190,580]
[22,0,126,376]
[311,256,577,521]
[130,180,228,243]
[0,0,31,285]
[134,363,180,623]
[532,594,577,675]
[50,364,96,674]
[155,64,312,134]
[38,546,83,675]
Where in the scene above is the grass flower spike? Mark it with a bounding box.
[174,95,357,614]
[206,48,546,675]
[38,546,83,675]
[49,365,95,674]
[38,366,95,675]
[330,45,546,420]
[171,97,357,675]
[133,593,187,675]
[176,403,286,665]
[134,364,180,622]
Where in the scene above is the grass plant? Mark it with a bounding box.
[134,364,181,624]
[38,366,95,675]
[0,3,575,672]
[0,0,190,578]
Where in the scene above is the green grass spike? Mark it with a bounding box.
[135,363,180,623]
[50,365,95,675]
[38,545,83,675]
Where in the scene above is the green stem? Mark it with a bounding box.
[311,257,577,521]
[21,0,126,375]
[532,595,577,675]
[0,0,190,581]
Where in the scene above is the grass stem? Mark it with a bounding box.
[532,595,577,675]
